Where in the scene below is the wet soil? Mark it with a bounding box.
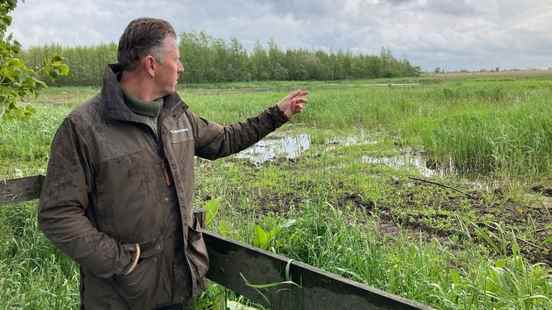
[256,192,302,215]
[531,184,552,197]
[315,176,551,265]
[224,133,551,265]
[375,179,551,265]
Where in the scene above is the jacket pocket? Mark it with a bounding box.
[113,240,163,309]
[114,257,157,308]
[187,221,209,284]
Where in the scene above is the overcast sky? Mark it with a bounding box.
[8,0,552,71]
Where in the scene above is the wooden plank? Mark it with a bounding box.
[203,231,432,310]
[0,175,44,205]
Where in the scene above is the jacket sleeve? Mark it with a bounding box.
[38,118,132,278]
[190,105,288,160]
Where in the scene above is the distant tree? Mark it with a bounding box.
[267,39,288,80]
[21,30,422,86]
[226,37,248,81]
[314,50,332,80]
[179,31,212,83]
[0,0,68,119]
[250,41,270,80]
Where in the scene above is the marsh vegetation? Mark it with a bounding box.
[1,72,551,309]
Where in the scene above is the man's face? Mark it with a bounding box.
[153,36,183,96]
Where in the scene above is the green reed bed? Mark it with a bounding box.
[202,186,551,309]
[416,88,552,176]
[1,75,552,309]
[186,78,552,177]
[275,203,552,309]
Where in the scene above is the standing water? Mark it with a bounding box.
[235,133,311,166]
[361,153,456,177]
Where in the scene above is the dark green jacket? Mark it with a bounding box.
[38,64,288,309]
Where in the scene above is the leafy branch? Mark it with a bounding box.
[0,0,68,120]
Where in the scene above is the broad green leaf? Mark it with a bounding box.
[450,270,462,284]
[495,259,507,268]
[203,197,222,226]
[254,225,269,250]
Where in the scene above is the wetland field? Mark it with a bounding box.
[1,73,552,309]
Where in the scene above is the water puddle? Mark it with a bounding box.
[326,130,378,147]
[235,133,311,166]
[234,132,454,177]
[362,153,456,177]
[326,136,378,147]
[235,131,380,165]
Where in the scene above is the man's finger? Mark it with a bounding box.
[292,98,308,105]
[289,89,308,99]
[293,103,305,113]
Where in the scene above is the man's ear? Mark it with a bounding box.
[143,55,157,78]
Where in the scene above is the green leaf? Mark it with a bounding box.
[0,0,68,120]
[203,197,222,226]
[495,259,507,268]
[254,225,269,250]
[450,270,462,284]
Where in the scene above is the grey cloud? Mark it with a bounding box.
[424,0,479,16]
[257,0,337,18]
[8,0,552,71]
[384,0,418,5]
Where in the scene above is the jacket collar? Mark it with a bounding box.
[101,64,188,124]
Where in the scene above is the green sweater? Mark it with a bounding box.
[123,91,162,138]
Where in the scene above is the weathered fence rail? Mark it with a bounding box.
[0,175,44,204]
[1,175,432,310]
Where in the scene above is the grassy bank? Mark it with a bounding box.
[1,74,551,309]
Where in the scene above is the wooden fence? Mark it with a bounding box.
[1,175,432,310]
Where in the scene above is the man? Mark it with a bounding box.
[39,18,307,310]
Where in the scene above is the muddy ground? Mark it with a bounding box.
[199,132,551,267]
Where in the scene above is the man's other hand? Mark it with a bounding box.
[277,89,309,119]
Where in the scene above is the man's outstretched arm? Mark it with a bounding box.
[191,89,309,159]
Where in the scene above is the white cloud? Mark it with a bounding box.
[8,0,552,70]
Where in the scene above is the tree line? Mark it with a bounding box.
[23,31,421,86]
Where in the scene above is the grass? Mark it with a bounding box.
[276,203,552,309]
[1,73,551,309]
[183,78,552,177]
[0,203,79,308]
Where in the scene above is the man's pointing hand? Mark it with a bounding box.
[278,89,309,119]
